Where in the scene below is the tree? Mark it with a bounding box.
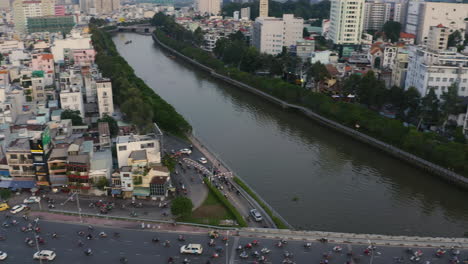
[402,87,421,122]
[193,27,204,47]
[440,83,460,129]
[307,61,330,91]
[303,27,310,38]
[448,30,463,48]
[171,196,193,218]
[61,109,84,125]
[0,189,11,200]
[95,177,109,190]
[383,21,401,43]
[420,88,440,126]
[97,114,119,137]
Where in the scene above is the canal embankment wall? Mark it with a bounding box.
[151,32,468,190]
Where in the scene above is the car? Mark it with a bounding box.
[0,251,7,260]
[199,157,207,164]
[250,209,263,222]
[179,148,192,155]
[180,244,203,255]
[10,204,27,214]
[0,203,9,212]
[33,250,56,261]
[23,196,41,204]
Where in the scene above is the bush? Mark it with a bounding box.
[0,189,11,200]
[203,178,247,227]
[171,196,193,218]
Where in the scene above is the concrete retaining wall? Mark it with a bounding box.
[152,32,468,190]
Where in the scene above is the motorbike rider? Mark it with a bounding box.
[152,237,159,243]
[84,248,92,256]
[99,231,107,238]
[86,234,93,240]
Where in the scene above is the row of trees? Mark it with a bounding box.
[222,0,330,21]
[152,14,468,177]
[90,23,191,136]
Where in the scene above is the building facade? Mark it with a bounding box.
[96,79,114,118]
[196,0,220,16]
[27,15,75,34]
[405,46,468,98]
[405,2,468,44]
[363,0,391,31]
[329,0,365,45]
[426,24,449,52]
[259,0,268,18]
[13,0,55,33]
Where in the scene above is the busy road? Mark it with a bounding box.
[0,213,466,263]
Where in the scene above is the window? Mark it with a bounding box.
[123,173,130,178]
[127,184,131,187]
[442,78,447,82]
[436,77,440,82]
[118,146,127,151]
[12,166,20,171]
[428,77,434,81]
[449,78,454,82]
[10,154,18,159]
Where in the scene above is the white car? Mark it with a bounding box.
[250,209,263,222]
[180,244,203,255]
[10,204,27,214]
[199,157,207,164]
[33,250,56,261]
[23,196,41,204]
[179,148,192,155]
[0,251,7,260]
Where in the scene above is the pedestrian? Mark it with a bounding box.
[141,222,145,229]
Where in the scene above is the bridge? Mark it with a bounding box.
[115,24,155,35]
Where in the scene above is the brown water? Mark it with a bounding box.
[114,33,468,237]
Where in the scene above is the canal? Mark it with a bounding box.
[114,33,468,237]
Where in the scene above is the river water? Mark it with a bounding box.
[114,33,468,237]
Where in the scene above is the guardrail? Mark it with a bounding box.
[151,31,468,190]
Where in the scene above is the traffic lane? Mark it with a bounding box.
[233,238,466,264]
[0,217,232,263]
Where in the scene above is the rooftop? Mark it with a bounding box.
[68,154,89,165]
[116,134,158,144]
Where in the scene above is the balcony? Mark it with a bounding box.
[10,170,35,176]
[67,171,89,179]
[68,183,91,190]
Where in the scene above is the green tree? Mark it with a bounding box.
[303,27,310,38]
[61,109,84,125]
[342,74,361,95]
[420,88,440,126]
[383,21,402,43]
[162,154,176,172]
[95,177,109,190]
[357,71,386,108]
[97,114,119,137]
[0,189,11,200]
[448,30,462,48]
[440,83,460,128]
[193,27,204,47]
[307,61,330,90]
[402,86,421,122]
[453,127,466,144]
[171,196,193,218]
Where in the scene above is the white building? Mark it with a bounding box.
[0,40,24,53]
[252,14,303,55]
[116,134,161,168]
[363,0,391,31]
[60,87,85,118]
[329,0,365,45]
[13,0,55,33]
[196,0,220,16]
[405,46,468,99]
[405,2,468,44]
[96,78,114,118]
[426,24,449,52]
[51,32,92,63]
[233,11,239,20]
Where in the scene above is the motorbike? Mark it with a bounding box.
[239,251,248,259]
[251,251,260,257]
[260,248,271,254]
[84,248,92,256]
[152,237,160,243]
[252,240,259,246]
[99,232,107,238]
[333,246,342,252]
[77,240,84,247]
[244,243,252,249]
[318,238,328,243]
[182,258,190,264]
[208,239,215,247]
[304,243,312,249]
[236,245,243,251]
[211,253,219,259]
[21,226,32,232]
[178,235,185,241]
[276,241,284,248]
[258,255,267,263]
[36,236,45,245]
[52,233,58,239]
[163,241,171,247]
[86,234,93,240]
[284,251,293,258]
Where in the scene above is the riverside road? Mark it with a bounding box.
[1,212,468,264]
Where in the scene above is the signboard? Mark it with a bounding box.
[30,140,44,153]
[42,127,51,152]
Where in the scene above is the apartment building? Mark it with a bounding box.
[405,46,468,98]
[116,134,161,168]
[391,48,409,88]
[363,0,391,31]
[426,24,449,52]
[259,0,268,18]
[329,0,365,45]
[96,78,114,118]
[252,14,303,55]
[6,138,35,183]
[241,7,250,20]
[405,2,468,44]
[196,0,220,16]
[13,0,55,33]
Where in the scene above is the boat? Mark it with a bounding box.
[124,40,132,45]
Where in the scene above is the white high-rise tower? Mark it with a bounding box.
[329,0,365,45]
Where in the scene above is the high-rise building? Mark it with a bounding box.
[95,0,120,14]
[252,14,304,55]
[13,0,55,33]
[405,2,468,44]
[259,0,268,17]
[329,0,365,45]
[96,79,114,118]
[196,0,220,15]
[240,6,250,20]
[363,1,391,31]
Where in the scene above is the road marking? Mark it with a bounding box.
[229,236,239,264]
